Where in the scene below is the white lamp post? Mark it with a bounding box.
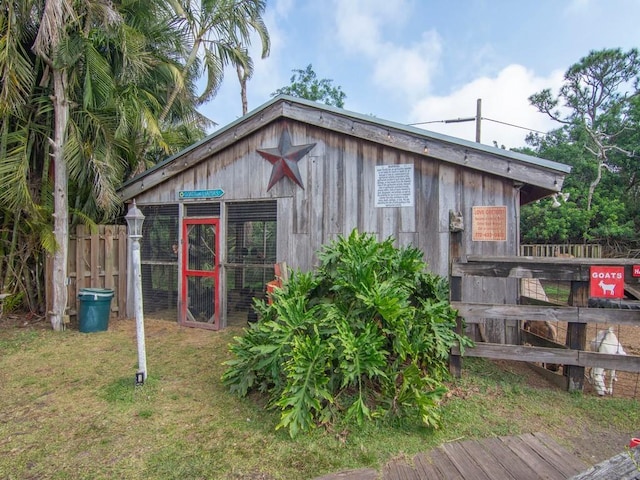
[125,199,147,384]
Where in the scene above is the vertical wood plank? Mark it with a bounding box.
[398,152,416,235]
[449,231,463,378]
[104,226,114,316]
[343,136,359,233]
[328,136,344,234]
[66,228,76,316]
[309,151,325,263]
[566,280,588,392]
[277,197,293,268]
[90,227,99,287]
[118,225,128,318]
[360,142,377,233]
[76,224,85,293]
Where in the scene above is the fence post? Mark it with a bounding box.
[565,280,589,391]
[449,229,463,378]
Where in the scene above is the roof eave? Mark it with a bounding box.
[119,95,570,202]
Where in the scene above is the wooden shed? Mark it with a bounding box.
[119,95,570,336]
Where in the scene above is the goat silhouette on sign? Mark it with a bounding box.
[598,280,616,296]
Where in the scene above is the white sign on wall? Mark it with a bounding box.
[375,164,414,208]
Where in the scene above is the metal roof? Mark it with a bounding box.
[120,94,570,193]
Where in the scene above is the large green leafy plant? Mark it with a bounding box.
[222,230,472,437]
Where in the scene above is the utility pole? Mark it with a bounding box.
[475,98,482,143]
[443,98,482,142]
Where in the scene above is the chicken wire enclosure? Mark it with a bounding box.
[139,205,179,318]
[182,218,220,328]
[225,201,277,325]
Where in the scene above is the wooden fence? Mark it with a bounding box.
[450,256,640,392]
[47,225,128,321]
[519,244,602,258]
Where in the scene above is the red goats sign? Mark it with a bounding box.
[590,266,624,299]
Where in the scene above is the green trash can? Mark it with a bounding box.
[78,288,114,333]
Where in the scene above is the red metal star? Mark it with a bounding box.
[257,129,316,191]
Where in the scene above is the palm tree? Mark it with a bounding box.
[1,0,199,328]
[0,1,55,312]
[160,0,270,131]
[1,0,266,328]
[29,0,125,330]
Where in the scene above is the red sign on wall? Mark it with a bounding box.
[590,266,625,299]
[633,265,640,277]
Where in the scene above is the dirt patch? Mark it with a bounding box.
[484,359,638,464]
[0,311,48,330]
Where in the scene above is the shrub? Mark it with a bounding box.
[222,230,472,437]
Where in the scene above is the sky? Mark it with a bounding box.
[200,0,640,150]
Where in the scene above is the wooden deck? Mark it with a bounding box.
[314,432,590,480]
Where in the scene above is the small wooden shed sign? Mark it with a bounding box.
[590,266,624,298]
[472,206,507,241]
[178,189,225,200]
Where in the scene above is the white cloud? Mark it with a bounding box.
[246,3,289,98]
[372,31,442,98]
[409,64,565,148]
[332,0,442,98]
[333,0,410,54]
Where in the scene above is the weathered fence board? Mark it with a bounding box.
[520,244,602,258]
[450,256,640,392]
[453,302,640,327]
[66,225,128,319]
[452,343,640,373]
[452,256,639,282]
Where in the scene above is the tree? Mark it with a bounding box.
[157,0,270,143]
[32,0,88,331]
[521,49,640,246]
[0,0,259,325]
[272,64,346,107]
[529,48,640,211]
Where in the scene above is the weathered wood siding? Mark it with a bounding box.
[133,119,520,317]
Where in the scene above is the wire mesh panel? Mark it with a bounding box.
[582,319,640,398]
[521,276,640,399]
[225,202,277,326]
[185,203,220,218]
[140,205,179,318]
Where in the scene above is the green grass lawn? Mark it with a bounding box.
[0,318,637,479]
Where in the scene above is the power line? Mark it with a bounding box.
[409,112,549,137]
[409,99,483,141]
[409,116,547,135]
[482,117,548,136]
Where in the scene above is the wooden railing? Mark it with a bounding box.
[450,256,640,392]
[519,244,602,258]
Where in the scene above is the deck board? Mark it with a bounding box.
[457,438,518,479]
[504,435,568,479]
[482,436,541,479]
[314,432,591,480]
[441,441,493,480]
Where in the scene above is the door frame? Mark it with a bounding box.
[180,217,220,330]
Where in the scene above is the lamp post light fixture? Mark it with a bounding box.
[125,199,147,384]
